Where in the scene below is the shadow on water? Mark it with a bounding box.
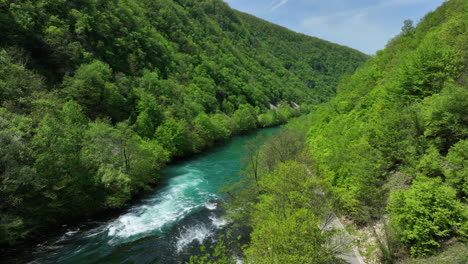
[27,127,280,264]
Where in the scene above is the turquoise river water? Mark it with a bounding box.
[29,127,279,264]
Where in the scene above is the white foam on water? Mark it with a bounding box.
[205,201,217,210]
[56,229,80,242]
[65,230,79,237]
[106,169,207,244]
[176,224,213,252]
[82,226,107,238]
[209,215,228,229]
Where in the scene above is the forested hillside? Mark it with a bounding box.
[306,1,467,258]
[0,0,367,246]
[195,0,467,263]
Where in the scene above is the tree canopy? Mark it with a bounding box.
[0,0,366,246]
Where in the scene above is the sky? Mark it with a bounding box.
[223,0,447,54]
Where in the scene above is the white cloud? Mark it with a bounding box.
[226,0,445,53]
[299,4,390,54]
[298,0,444,53]
[270,0,290,12]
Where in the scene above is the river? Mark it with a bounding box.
[28,127,279,264]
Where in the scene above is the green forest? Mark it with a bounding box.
[0,0,367,248]
[305,0,467,260]
[1,0,467,263]
[188,0,467,263]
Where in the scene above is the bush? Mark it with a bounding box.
[388,176,465,257]
[444,140,468,200]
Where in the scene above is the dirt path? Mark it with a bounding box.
[302,164,365,264]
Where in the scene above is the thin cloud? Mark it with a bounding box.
[300,3,388,54]
[224,0,445,53]
[270,0,290,12]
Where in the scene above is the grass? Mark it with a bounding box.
[413,241,468,264]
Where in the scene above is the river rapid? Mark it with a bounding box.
[28,127,279,264]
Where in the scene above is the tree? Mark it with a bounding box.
[241,134,266,189]
[421,83,468,153]
[230,104,257,135]
[188,77,219,113]
[388,176,465,257]
[134,89,163,138]
[154,117,191,157]
[186,232,239,264]
[260,130,304,173]
[397,39,463,99]
[0,49,45,113]
[416,146,444,178]
[32,101,92,218]
[401,19,415,35]
[192,113,217,150]
[211,113,231,141]
[244,161,337,264]
[82,120,169,207]
[258,109,278,127]
[444,140,468,200]
[62,60,127,120]
[0,108,38,245]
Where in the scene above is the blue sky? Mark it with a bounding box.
[223,0,447,54]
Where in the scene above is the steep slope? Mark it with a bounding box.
[0,0,367,246]
[237,11,367,102]
[304,0,467,260]
[187,0,468,262]
[209,1,467,263]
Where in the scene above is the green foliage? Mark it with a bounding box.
[396,35,463,99]
[134,89,163,138]
[0,0,368,246]
[371,219,403,264]
[244,161,336,264]
[82,120,168,207]
[211,113,231,141]
[301,0,468,260]
[63,60,126,120]
[230,104,257,135]
[444,140,468,200]
[155,117,191,157]
[388,176,465,257]
[0,49,45,113]
[258,109,278,127]
[413,241,468,264]
[0,108,37,244]
[213,1,468,262]
[192,113,217,151]
[32,101,91,217]
[259,130,305,173]
[186,232,240,264]
[420,83,468,153]
[416,146,444,178]
[218,119,340,263]
[401,19,415,35]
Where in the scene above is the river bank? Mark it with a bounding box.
[4,127,279,264]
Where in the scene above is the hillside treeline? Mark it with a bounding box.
[194,0,467,263]
[0,0,366,246]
